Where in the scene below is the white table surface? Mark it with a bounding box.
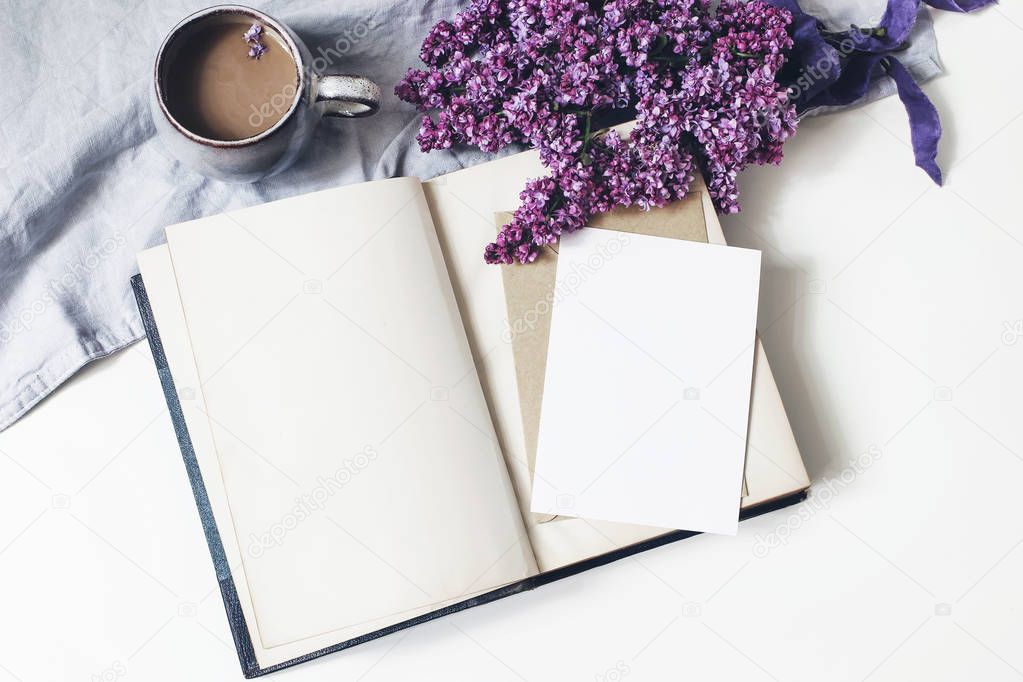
[2,8,1022,681]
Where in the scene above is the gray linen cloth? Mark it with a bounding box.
[0,0,943,432]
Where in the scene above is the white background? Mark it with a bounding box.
[2,7,1022,681]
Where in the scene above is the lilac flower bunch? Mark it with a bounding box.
[397,0,798,264]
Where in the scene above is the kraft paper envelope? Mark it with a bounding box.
[498,176,750,524]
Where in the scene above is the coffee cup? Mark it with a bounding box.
[152,4,380,182]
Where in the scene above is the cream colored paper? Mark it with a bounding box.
[159,178,536,651]
[140,245,518,669]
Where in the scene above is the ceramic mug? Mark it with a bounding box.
[151,4,380,183]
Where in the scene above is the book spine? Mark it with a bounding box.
[131,275,261,678]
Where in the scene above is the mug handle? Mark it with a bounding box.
[315,75,381,118]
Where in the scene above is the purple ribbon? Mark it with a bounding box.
[771,0,997,184]
[886,57,943,184]
[923,0,996,10]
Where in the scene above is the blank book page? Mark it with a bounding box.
[164,178,535,648]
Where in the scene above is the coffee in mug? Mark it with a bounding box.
[164,18,299,141]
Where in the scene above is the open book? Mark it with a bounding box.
[133,149,809,677]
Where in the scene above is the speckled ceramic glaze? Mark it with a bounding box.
[152,5,380,183]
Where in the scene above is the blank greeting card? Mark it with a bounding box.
[530,228,762,535]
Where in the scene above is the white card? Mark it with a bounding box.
[530,228,761,535]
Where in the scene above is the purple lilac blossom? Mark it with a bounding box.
[397,0,798,264]
[243,24,263,43]
[244,23,268,59]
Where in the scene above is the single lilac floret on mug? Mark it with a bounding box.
[243,23,268,59]
[242,23,263,42]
